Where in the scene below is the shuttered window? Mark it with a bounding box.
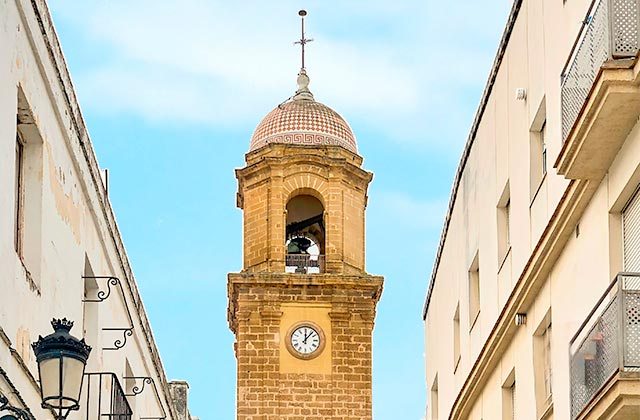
[511,381,517,420]
[543,324,552,399]
[623,187,640,271]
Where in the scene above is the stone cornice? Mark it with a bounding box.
[236,147,373,189]
[228,272,384,288]
[227,272,384,333]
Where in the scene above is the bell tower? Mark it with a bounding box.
[227,11,384,420]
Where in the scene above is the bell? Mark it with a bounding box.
[288,237,312,254]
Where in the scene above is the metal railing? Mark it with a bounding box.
[82,373,133,420]
[561,0,640,141]
[569,273,640,419]
[285,254,325,274]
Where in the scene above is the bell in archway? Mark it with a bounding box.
[287,236,312,254]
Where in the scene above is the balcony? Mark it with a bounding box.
[570,273,640,419]
[285,254,325,274]
[558,0,640,180]
[82,373,132,420]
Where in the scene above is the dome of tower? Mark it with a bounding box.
[249,70,358,153]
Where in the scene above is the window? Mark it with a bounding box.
[430,375,439,420]
[530,120,547,201]
[534,312,553,413]
[14,133,25,255]
[541,122,547,177]
[502,371,516,420]
[468,252,480,328]
[542,323,552,399]
[497,183,511,264]
[509,382,516,420]
[285,194,325,274]
[15,87,44,287]
[453,304,461,371]
[124,359,136,415]
[82,256,99,352]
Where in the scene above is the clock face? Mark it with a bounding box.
[290,325,322,356]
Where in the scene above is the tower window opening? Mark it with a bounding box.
[285,194,325,274]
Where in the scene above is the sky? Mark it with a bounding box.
[49,1,512,419]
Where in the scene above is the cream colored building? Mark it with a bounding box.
[0,1,194,419]
[423,0,640,419]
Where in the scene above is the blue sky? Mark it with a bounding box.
[49,1,511,418]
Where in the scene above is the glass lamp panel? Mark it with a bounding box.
[61,357,85,406]
[39,358,61,402]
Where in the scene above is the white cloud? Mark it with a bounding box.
[51,0,511,150]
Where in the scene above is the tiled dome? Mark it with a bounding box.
[249,70,357,153]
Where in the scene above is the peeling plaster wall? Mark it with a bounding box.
[0,0,190,418]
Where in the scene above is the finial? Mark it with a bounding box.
[51,318,74,332]
[294,10,313,71]
[294,68,314,101]
[293,10,314,101]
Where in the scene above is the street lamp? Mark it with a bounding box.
[31,319,91,420]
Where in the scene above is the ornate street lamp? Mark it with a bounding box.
[31,319,91,420]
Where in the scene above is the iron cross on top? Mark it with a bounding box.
[294,10,313,70]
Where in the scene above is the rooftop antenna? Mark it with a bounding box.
[294,10,313,70]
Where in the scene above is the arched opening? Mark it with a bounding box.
[285,194,325,274]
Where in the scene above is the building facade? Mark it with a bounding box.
[424,0,640,419]
[227,68,383,419]
[0,1,194,419]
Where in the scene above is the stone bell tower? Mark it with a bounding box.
[227,11,383,420]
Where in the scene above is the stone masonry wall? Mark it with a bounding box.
[229,274,382,420]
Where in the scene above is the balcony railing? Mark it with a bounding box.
[82,373,133,420]
[569,273,640,419]
[561,0,640,141]
[285,254,325,274]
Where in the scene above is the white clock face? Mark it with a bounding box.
[290,325,321,355]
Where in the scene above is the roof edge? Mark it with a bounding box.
[423,0,524,320]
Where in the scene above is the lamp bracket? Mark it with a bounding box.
[122,376,167,420]
[82,276,135,351]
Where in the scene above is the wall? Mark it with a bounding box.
[0,0,191,419]
[421,0,633,418]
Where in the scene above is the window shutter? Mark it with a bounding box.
[543,324,552,398]
[511,382,517,420]
[624,187,640,271]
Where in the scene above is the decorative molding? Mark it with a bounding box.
[0,326,12,347]
[328,309,351,321]
[259,307,283,321]
[9,349,39,391]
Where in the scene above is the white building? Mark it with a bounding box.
[0,1,194,419]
